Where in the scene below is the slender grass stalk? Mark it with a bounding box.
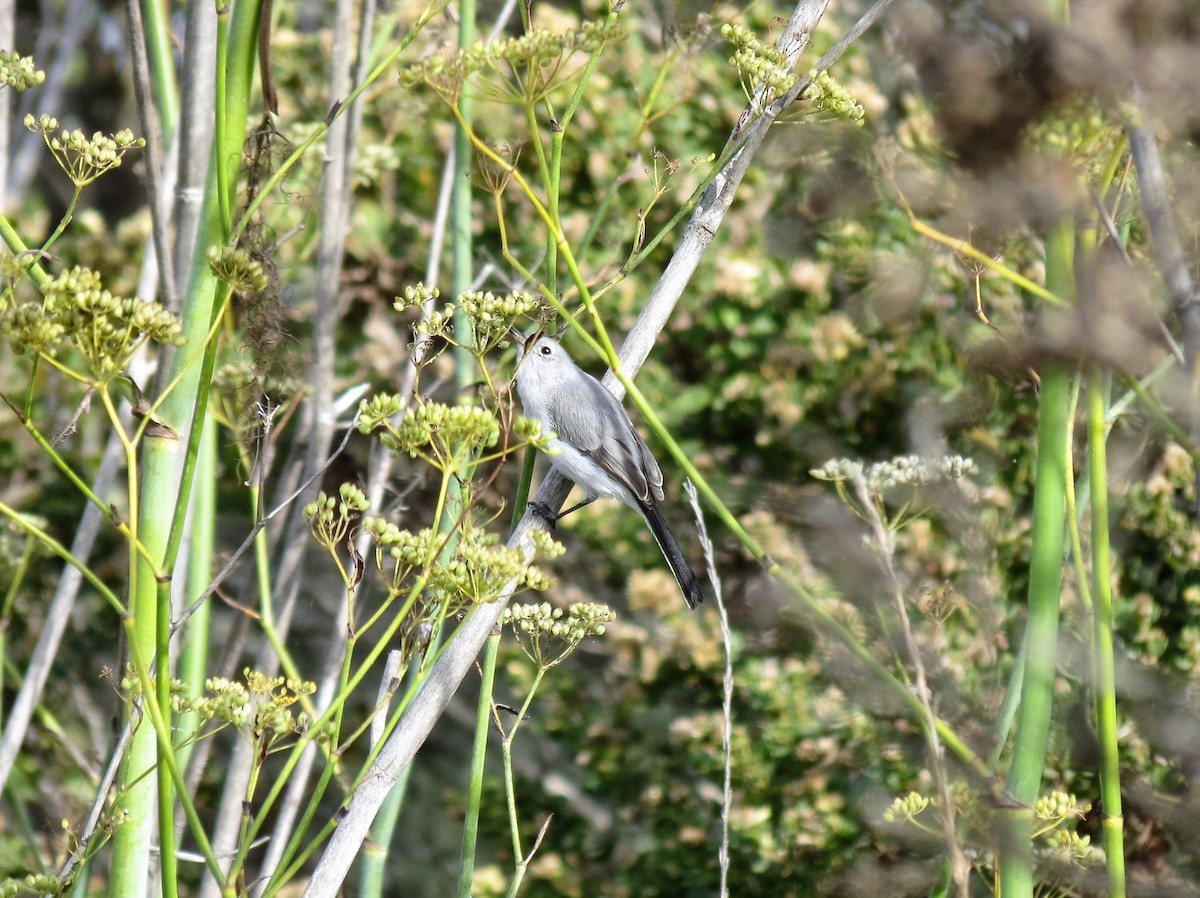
[1087,369,1127,897]
[996,219,1074,898]
[457,630,501,898]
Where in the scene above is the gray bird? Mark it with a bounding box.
[513,330,704,609]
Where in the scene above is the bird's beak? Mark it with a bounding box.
[508,325,525,344]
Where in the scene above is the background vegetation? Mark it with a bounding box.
[1,0,1199,896]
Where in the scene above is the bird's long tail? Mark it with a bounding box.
[640,503,704,609]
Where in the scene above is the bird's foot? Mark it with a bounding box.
[527,501,560,529]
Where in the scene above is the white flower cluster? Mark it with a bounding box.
[811,455,977,493]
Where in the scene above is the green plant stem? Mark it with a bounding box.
[771,562,992,780]
[0,211,50,289]
[174,416,216,775]
[997,219,1074,898]
[1087,368,1127,898]
[119,605,224,885]
[105,0,262,888]
[1117,368,1200,461]
[0,398,161,572]
[511,447,537,530]
[0,504,126,615]
[451,0,476,388]
[900,207,1066,307]
[1063,373,1095,614]
[156,575,179,898]
[501,665,548,897]
[261,633,464,897]
[457,629,501,898]
[137,0,179,140]
[0,534,36,721]
[358,766,410,898]
[105,377,163,898]
[39,185,82,254]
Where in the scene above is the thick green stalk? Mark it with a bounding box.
[108,0,264,892]
[1087,369,1126,897]
[174,417,216,774]
[997,219,1074,898]
[457,630,501,898]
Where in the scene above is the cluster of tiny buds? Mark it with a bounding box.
[208,245,270,294]
[360,517,438,566]
[0,51,45,91]
[193,670,316,739]
[358,392,405,432]
[460,289,540,324]
[1042,829,1099,865]
[882,790,932,822]
[804,70,866,125]
[4,873,66,896]
[355,517,557,604]
[25,114,145,187]
[0,265,183,381]
[413,303,455,338]
[400,20,623,94]
[721,23,797,104]
[392,282,440,312]
[503,601,615,646]
[449,525,556,596]
[303,483,369,547]
[512,415,549,443]
[393,402,501,460]
[811,455,977,494]
[461,289,544,349]
[1033,790,1088,822]
[359,398,502,468]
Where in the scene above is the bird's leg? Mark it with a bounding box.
[527,496,596,529]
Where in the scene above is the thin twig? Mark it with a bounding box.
[1125,85,1200,516]
[684,479,732,898]
[0,0,14,208]
[56,707,137,884]
[849,473,969,898]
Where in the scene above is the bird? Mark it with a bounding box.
[512,329,704,609]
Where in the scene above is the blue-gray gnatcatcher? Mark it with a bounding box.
[513,330,704,609]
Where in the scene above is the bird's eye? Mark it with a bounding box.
[539,345,552,356]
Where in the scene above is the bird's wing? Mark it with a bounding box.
[553,374,665,505]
